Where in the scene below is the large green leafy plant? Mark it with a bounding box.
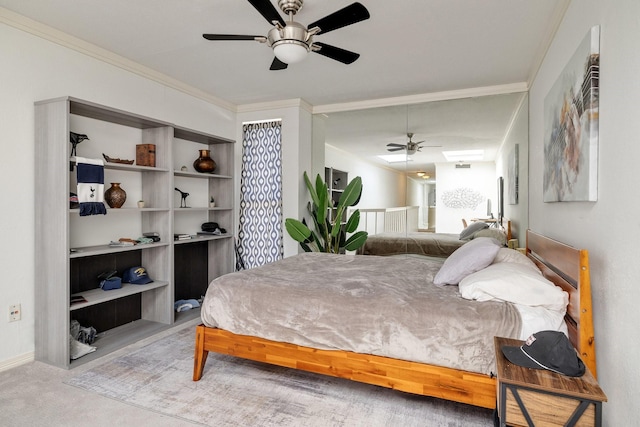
[285,172,368,253]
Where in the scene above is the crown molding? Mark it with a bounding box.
[497,92,529,156]
[236,98,313,114]
[312,82,529,115]
[0,7,236,113]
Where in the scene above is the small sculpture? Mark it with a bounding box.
[70,132,89,157]
[102,153,134,165]
[175,187,190,208]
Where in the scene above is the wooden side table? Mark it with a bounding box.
[494,337,607,426]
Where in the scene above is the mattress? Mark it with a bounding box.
[201,252,522,375]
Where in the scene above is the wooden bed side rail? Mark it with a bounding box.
[193,325,497,409]
[526,230,597,378]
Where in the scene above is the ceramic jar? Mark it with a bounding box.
[193,149,216,173]
[104,182,126,208]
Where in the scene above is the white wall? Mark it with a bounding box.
[406,177,427,228]
[325,145,406,209]
[528,1,639,424]
[0,23,235,367]
[434,162,496,233]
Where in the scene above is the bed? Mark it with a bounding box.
[356,231,467,257]
[193,230,596,410]
[356,220,513,257]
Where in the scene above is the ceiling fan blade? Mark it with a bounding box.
[247,0,285,26]
[203,34,262,41]
[309,2,370,35]
[387,143,406,148]
[270,57,288,70]
[387,147,405,152]
[313,42,360,64]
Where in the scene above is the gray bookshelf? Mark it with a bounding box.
[34,96,235,368]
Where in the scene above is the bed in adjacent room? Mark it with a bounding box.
[193,230,597,409]
[356,219,512,257]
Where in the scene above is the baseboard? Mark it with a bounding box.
[0,351,34,373]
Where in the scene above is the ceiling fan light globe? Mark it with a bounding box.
[273,41,309,64]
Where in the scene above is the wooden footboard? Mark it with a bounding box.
[193,324,497,409]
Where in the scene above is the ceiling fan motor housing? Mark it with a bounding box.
[267,21,313,51]
[278,0,303,16]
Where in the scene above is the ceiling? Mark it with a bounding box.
[322,92,526,179]
[0,0,566,178]
[0,0,567,108]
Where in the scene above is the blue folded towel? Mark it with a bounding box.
[76,157,107,216]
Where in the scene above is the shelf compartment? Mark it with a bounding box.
[70,208,170,213]
[69,319,172,368]
[173,234,233,245]
[71,156,170,173]
[70,242,169,258]
[173,170,232,179]
[70,281,169,311]
[173,207,233,212]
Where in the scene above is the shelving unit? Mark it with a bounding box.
[171,126,235,323]
[34,96,235,368]
[324,167,348,223]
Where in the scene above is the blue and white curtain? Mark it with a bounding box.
[237,121,283,269]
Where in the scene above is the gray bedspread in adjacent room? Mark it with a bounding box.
[201,252,521,375]
[356,232,466,257]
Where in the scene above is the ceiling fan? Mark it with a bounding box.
[386,133,441,155]
[203,0,370,70]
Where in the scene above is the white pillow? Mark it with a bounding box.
[433,237,501,286]
[458,262,568,312]
[492,248,540,273]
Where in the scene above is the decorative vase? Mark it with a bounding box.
[104,182,127,208]
[137,201,145,208]
[193,149,216,173]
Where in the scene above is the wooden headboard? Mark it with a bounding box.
[525,229,597,378]
[502,219,512,241]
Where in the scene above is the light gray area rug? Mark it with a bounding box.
[66,326,493,426]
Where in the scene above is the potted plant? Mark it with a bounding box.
[285,171,368,253]
[137,200,145,208]
[209,196,215,208]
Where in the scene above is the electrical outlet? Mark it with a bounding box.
[9,304,21,322]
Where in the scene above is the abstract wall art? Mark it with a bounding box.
[508,144,519,205]
[543,25,600,202]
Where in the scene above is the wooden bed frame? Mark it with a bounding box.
[193,229,596,409]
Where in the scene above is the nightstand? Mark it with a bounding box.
[494,337,607,426]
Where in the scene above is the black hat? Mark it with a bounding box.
[501,330,586,377]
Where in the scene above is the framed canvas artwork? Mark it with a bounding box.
[508,144,519,205]
[543,25,600,202]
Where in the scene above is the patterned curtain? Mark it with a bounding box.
[237,121,283,269]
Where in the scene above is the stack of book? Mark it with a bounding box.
[174,233,192,241]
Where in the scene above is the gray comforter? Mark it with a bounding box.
[356,232,466,257]
[201,252,521,375]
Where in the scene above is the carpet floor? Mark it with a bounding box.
[65,325,494,426]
